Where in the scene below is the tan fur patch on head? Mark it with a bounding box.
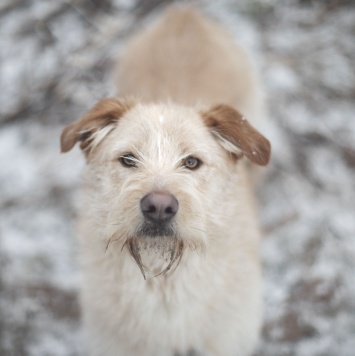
[60,98,135,155]
[201,104,271,166]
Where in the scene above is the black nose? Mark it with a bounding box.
[140,192,179,223]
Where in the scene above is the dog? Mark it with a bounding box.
[61,6,270,356]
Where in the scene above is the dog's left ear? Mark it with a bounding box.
[201,104,271,166]
[61,98,135,154]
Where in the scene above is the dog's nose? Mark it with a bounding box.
[140,192,179,223]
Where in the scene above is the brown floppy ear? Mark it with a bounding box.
[201,104,271,166]
[60,98,135,154]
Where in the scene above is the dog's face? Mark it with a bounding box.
[61,99,270,277]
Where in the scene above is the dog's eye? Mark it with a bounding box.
[119,154,137,168]
[183,156,202,170]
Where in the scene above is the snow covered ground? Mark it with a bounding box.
[1,0,354,355]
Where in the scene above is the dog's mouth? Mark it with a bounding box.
[137,221,175,237]
[125,222,184,279]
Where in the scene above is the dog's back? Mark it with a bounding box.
[117,6,264,121]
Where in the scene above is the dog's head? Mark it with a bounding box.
[61,98,270,278]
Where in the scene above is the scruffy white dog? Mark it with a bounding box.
[61,6,270,356]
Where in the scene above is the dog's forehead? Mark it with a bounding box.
[115,104,211,150]
[126,104,202,131]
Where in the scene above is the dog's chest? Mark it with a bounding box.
[117,266,211,351]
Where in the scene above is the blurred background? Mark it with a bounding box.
[1,0,355,355]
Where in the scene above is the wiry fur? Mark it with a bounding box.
[61,6,271,356]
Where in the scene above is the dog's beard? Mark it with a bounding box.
[125,222,184,279]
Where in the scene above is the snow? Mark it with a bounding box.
[1,0,355,355]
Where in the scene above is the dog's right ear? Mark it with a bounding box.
[201,104,271,166]
[61,98,135,154]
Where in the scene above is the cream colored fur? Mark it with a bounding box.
[63,6,270,356]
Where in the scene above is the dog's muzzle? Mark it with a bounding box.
[125,192,182,278]
[138,192,179,237]
[139,192,178,237]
